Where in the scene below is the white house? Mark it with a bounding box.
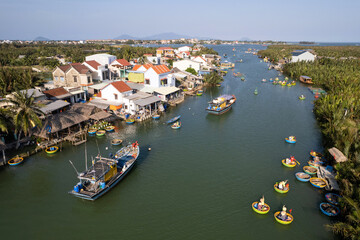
[85,53,116,66]
[143,65,175,88]
[191,56,207,65]
[291,50,316,63]
[99,81,133,104]
[109,59,132,79]
[177,46,192,53]
[173,59,201,73]
[122,91,161,115]
[83,60,108,81]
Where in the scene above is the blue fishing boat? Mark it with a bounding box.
[69,142,140,201]
[126,119,135,124]
[206,95,236,115]
[295,172,311,182]
[285,136,296,143]
[325,193,341,205]
[320,202,340,217]
[152,114,160,120]
[167,115,181,124]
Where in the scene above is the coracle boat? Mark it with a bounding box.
[308,160,321,169]
[281,81,287,86]
[291,81,296,86]
[69,142,140,201]
[240,76,245,81]
[261,79,267,83]
[274,212,294,225]
[96,130,106,136]
[111,139,123,146]
[299,95,306,100]
[303,166,317,175]
[282,159,297,168]
[310,151,323,158]
[274,182,289,194]
[325,193,341,205]
[285,136,296,143]
[105,126,115,132]
[287,83,292,87]
[320,203,340,217]
[152,114,160,120]
[310,177,327,188]
[206,95,236,115]
[295,172,311,182]
[88,128,97,135]
[126,119,135,124]
[45,146,59,154]
[275,77,279,81]
[167,115,181,124]
[197,90,203,96]
[171,121,181,129]
[8,156,24,166]
[252,202,270,214]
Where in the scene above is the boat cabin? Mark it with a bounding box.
[300,75,313,84]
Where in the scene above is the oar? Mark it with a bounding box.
[296,160,300,166]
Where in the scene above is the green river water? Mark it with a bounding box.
[0,45,336,240]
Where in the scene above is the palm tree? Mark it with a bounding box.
[7,90,44,148]
[0,108,12,133]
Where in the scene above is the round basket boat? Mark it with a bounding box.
[197,90,203,96]
[274,183,289,194]
[295,172,311,182]
[45,146,59,154]
[8,156,24,166]
[310,151,323,158]
[152,115,160,120]
[291,81,296,86]
[285,136,296,143]
[325,193,341,205]
[320,202,340,217]
[126,119,135,124]
[308,160,321,169]
[111,139,123,146]
[310,177,327,189]
[88,128,97,134]
[287,83,292,87]
[105,126,115,132]
[282,159,297,168]
[96,130,106,136]
[171,121,181,129]
[252,202,270,214]
[274,212,293,225]
[303,166,318,175]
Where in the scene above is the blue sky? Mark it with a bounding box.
[1,0,359,42]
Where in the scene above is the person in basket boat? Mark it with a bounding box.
[278,180,289,190]
[256,196,266,210]
[285,156,296,165]
[278,205,289,221]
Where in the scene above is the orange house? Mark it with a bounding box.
[156,47,175,58]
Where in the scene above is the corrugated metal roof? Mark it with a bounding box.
[134,96,161,107]
[154,86,180,96]
[40,100,70,114]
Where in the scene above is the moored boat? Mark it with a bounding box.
[320,202,340,217]
[274,181,289,194]
[8,156,24,166]
[197,90,203,96]
[299,95,306,100]
[310,177,327,188]
[252,202,270,214]
[325,193,341,205]
[206,95,236,115]
[105,126,115,132]
[167,115,181,124]
[295,172,311,182]
[69,142,140,201]
[303,166,318,175]
[291,81,296,86]
[88,128,97,135]
[285,136,296,143]
[171,121,181,129]
[152,114,160,120]
[308,160,321,169]
[282,159,297,168]
[111,139,123,146]
[126,119,135,124]
[96,130,106,136]
[45,146,59,154]
[240,76,245,81]
[274,211,293,225]
[287,83,292,87]
[254,88,258,95]
[310,151,323,158]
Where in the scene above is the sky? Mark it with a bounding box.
[1,0,359,42]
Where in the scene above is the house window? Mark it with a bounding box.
[161,79,168,85]
[73,76,77,82]
[145,79,150,85]
[60,76,64,81]
[114,94,118,100]
[125,105,128,109]
[55,76,59,81]
[87,76,91,83]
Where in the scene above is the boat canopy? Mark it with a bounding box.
[218,95,234,100]
[79,159,114,181]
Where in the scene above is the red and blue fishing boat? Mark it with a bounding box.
[206,95,236,115]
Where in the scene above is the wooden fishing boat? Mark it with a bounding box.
[111,139,123,146]
[282,159,297,168]
[310,177,327,188]
[69,142,140,201]
[167,115,181,124]
[8,156,24,166]
[274,212,293,225]
[274,183,289,194]
[295,172,311,182]
[206,95,236,115]
[299,95,306,100]
[308,160,321,169]
[105,126,115,132]
[126,119,135,124]
[285,136,296,143]
[325,193,341,205]
[88,128,97,134]
[45,146,59,154]
[171,121,181,129]
[300,75,313,84]
[96,130,106,136]
[320,202,340,217]
[252,202,270,214]
[303,166,317,175]
[152,114,160,120]
[197,90,203,96]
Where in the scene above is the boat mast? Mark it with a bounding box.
[69,160,80,176]
[85,141,88,171]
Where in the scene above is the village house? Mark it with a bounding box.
[290,50,316,63]
[109,59,132,79]
[97,81,133,111]
[156,47,175,58]
[52,63,93,89]
[171,67,203,89]
[85,53,116,66]
[143,65,175,88]
[43,87,76,103]
[122,91,161,117]
[202,54,221,65]
[173,59,201,73]
[127,64,154,83]
[176,46,192,53]
[82,60,109,81]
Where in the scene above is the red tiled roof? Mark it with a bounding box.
[150,65,170,75]
[43,87,70,97]
[112,59,131,66]
[58,65,71,72]
[110,81,132,93]
[157,47,173,50]
[132,64,153,71]
[70,63,91,74]
[84,60,101,70]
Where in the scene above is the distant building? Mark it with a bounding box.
[291,50,316,63]
[156,47,175,58]
[173,59,201,73]
[109,59,132,79]
[83,60,109,81]
[143,65,175,88]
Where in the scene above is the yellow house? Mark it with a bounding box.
[156,47,175,58]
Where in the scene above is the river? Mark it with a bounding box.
[0,44,336,240]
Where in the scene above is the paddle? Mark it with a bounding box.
[296,160,300,166]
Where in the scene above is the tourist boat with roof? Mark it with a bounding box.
[206,95,236,115]
[69,141,140,201]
